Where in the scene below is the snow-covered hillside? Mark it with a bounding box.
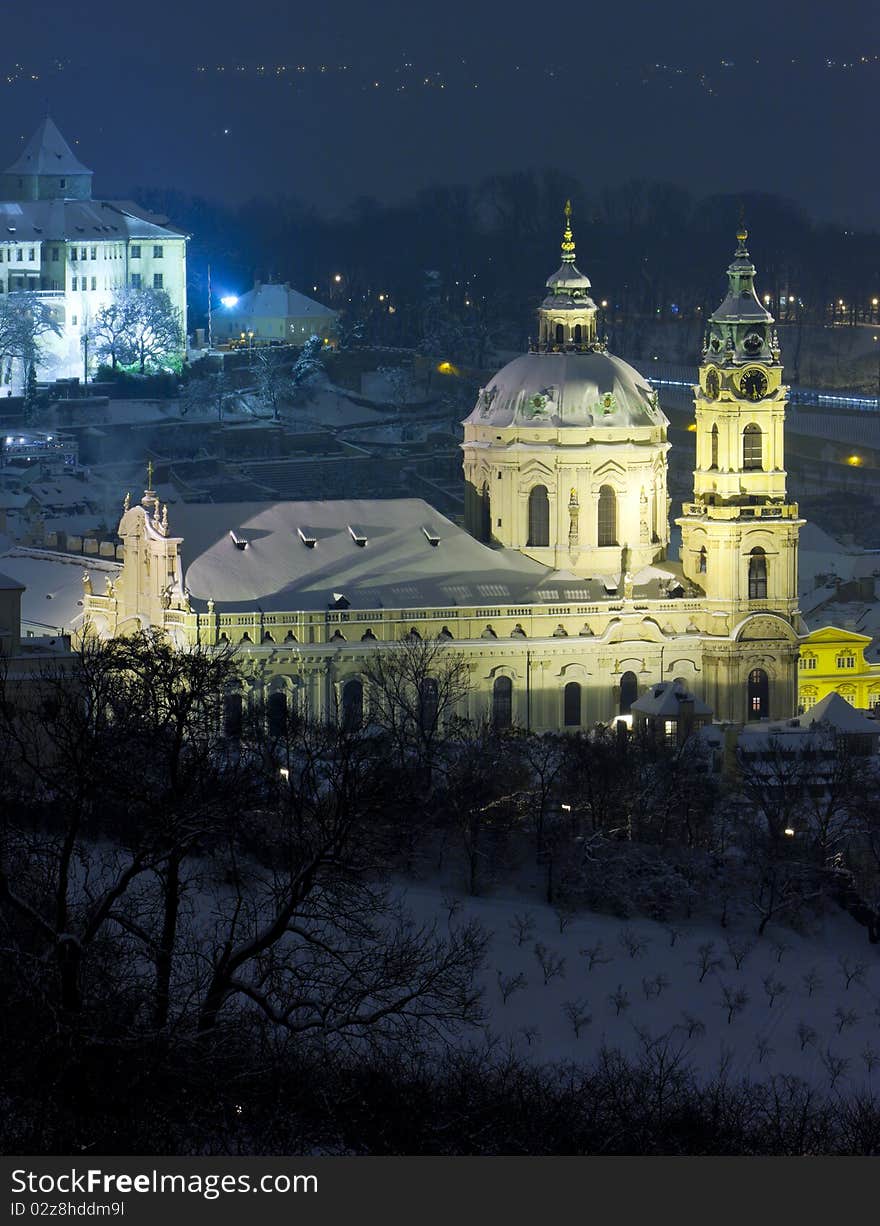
[401,883,880,1094]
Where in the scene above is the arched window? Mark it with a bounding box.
[527,484,550,547]
[619,670,638,715]
[341,679,363,731]
[574,323,582,344]
[698,546,707,574]
[710,423,718,470]
[267,689,287,738]
[555,323,564,345]
[224,691,243,738]
[563,681,582,727]
[748,668,768,720]
[743,424,763,470]
[492,675,512,729]
[419,677,439,732]
[480,481,491,544]
[597,485,617,547]
[748,547,767,599]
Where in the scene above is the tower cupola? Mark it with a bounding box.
[535,201,601,352]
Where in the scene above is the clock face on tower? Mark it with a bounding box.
[743,331,763,355]
[740,367,769,401]
[705,368,720,399]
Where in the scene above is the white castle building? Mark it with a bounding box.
[0,117,187,384]
[82,209,804,731]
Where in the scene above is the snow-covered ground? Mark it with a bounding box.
[400,882,880,1094]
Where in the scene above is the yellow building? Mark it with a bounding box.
[798,626,880,713]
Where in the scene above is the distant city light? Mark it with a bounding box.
[220,295,238,308]
[333,274,342,283]
[847,455,862,466]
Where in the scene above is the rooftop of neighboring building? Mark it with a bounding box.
[225,282,337,321]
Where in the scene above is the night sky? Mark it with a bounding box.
[0,0,877,225]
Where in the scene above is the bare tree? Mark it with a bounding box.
[533,942,566,985]
[580,940,612,971]
[762,975,787,1008]
[837,956,867,991]
[718,984,750,1024]
[797,1021,817,1051]
[88,292,138,369]
[124,288,184,373]
[608,984,631,1017]
[509,911,535,947]
[691,941,724,983]
[497,971,527,1005]
[562,998,591,1037]
[252,344,289,419]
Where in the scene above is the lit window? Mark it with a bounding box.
[743,424,763,470]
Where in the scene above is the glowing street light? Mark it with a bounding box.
[220,294,239,309]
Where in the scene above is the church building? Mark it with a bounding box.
[82,210,804,731]
[0,117,188,384]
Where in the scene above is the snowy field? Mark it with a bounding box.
[399,882,880,1095]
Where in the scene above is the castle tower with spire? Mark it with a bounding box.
[677,228,804,721]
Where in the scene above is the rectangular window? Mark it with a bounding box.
[153,245,163,258]
[71,276,77,290]
[51,247,59,261]
[16,249,22,262]
[90,247,97,260]
[91,276,96,291]
[153,273,163,289]
[130,244,141,259]
[28,248,34,261]
[71,314,77,325]
[130,273,142,289]
[80,248,87,261]
[70,247,77,262]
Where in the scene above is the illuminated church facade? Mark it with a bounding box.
[82,211,804,731]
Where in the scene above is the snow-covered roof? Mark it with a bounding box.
[4,117,92,178]
[0,547,118,634]
[805,691,879,734]
[464,351,668,430]
[631,680,712,719]
[230,283,337,322]
[165,497,691,613]
[0,198,186,241]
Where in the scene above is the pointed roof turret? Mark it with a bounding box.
[2,117,93,200]
[710,226,773,326]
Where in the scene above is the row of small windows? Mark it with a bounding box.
[707,423,764,471]
[524,484,617,548]
[0,244,163,264]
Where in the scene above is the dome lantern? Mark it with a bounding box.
[535,201,601,353]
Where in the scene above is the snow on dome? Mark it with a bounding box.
[465,350,668,430]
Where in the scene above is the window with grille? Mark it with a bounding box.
[743,424,763,470]
[597,485,617,546]
[527,484,550,547]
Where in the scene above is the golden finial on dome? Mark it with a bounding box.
[561,199,576,263]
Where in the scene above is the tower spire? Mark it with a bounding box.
[561,199,576,265]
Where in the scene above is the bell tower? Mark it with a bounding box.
[677,229,804,720]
